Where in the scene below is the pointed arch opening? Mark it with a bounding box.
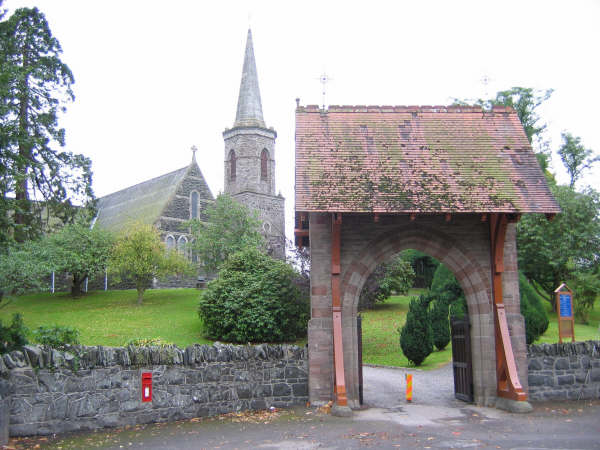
[190,191,199,219]
[261,148,269,180]
[229,149,237,180]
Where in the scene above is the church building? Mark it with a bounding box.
[93,28,285,282]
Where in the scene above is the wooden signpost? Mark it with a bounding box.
[554,283,575,343]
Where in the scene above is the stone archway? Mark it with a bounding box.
[306,213,529,410]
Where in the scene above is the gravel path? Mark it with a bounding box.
[362,363,462,408]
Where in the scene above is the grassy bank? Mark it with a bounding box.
[0,289,209,347]
[1,288,598,369]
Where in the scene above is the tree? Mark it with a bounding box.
[358,255,415,310]
[0,239,51,296]
[45,223,114,297]
[188,193,264,275]
[0,7,94,245]
[399,294,433,366]
[517,185,600,309]
[557,132,599,188]
[198,247,309,343]
[109,223,192,305]
[455,87,553,171]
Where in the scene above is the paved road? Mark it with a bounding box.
[8,365,600,449]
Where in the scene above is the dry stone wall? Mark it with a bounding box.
[527,341,600,401]
[0,343,307,437]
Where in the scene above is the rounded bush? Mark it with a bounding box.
[198,248,309,343]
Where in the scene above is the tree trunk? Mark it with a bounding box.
[71,276,82,297]
[14,52,31,243]
[137,287,145,306]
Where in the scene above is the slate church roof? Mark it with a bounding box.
[94,160,211,233]
[295,104,560,214]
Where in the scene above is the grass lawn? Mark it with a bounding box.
[536,299,600,344]
[2,288,598,368]
[360,290,453,370]
[0,289,210,347]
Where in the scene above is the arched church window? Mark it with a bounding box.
[229,149,236,180]
[190,191,199,219]
[177,236,188,255]
[261,149,269,180]
[165,235,175,250]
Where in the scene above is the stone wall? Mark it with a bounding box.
[0,343,308,437]
[527,341,600,401]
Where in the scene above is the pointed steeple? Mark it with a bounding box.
[234,29,265,128]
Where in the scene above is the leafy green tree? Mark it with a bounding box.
[557,132,599,188]
[455,87,553,171]
[517,185,600,309]
[399,294,433,366]
[358,255,415,310]
[0,239,51,296]
[188,194,264,275]
[109,223,192,305]
[0,7,94,245]
[401,249,439,289]
[45,223,114,297]
[198,247,309,343]
[570,269,600,324]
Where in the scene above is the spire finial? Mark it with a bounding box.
[234,28,265,128]
[191,145,198,162]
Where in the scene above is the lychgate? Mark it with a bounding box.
[294,104,560,413]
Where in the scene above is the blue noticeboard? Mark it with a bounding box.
[559,293,572,318]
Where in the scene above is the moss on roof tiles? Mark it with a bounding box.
[295,107,559,214]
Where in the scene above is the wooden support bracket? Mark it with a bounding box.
[490,213,527,402]
[331,213,347,406]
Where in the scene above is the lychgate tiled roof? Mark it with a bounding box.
[295,105,560,214]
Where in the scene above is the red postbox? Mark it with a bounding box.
[141,372,152,402]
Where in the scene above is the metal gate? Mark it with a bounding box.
[450,317,473,402]
[357,314,363,405]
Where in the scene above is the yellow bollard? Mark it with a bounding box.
[406,373,413,402]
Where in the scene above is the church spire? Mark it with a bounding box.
[234,29,265,128]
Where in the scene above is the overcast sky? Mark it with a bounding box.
[6,0,600,238]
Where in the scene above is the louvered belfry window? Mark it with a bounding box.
[229,149,236,180]
[261,149,268,180]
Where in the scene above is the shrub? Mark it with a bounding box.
[198,247,309,343]
[430,297,451,351]
[519,272,549,344]
[0,313,29,353]
[32,325,80,349]
[431,264,467,319]
[399,294,433,366]
[127,337,173,347]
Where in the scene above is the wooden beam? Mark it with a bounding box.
[490,213,527,402]
[331,213,347,407]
